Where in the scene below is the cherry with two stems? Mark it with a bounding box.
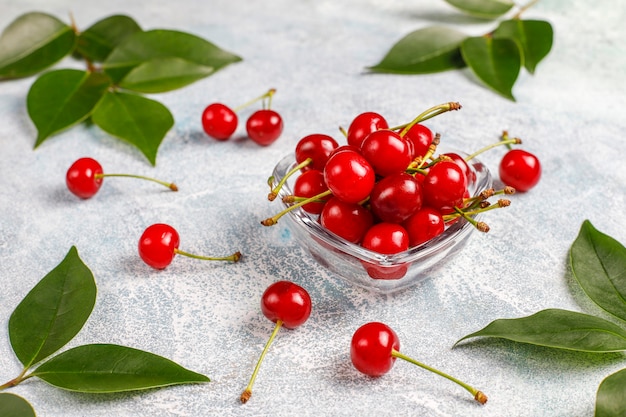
[138,223,241,269]
[351,322,487,404]
[66,157,177,199]
[240,280,312,404]
[246,89,283,146]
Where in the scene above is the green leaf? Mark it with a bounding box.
[8,246,96,369]
[456,308,626,353]
[102,29,242,91]
[570,220,626,323]
[460,36,521,101]
[27,69,111,147]
[596,368,626,417]
[0,393,36,417]
[444,0,514,19]
[76,15,142,63]
[0,12,76,79]
[32,344,210,393]
[368,26,467,74]
[91,91,174,165]
[493,19,553,74]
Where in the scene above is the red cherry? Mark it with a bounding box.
[350,322,400,376]
[422,161,467,211]
[323,150,375,204]
[499,149,541,192]
[319,196,374,243]
[369,172,422,224]
[295,134,339,171]
[260,280,312,329]
[66,157,103,199]
[138,223,180,269]
[293,169,330,214]
[328,144,361,158]
[402,123,433,159]
[361,223,410,279]
[246,109,283,146]
[360,130,412,177]
[241,280,312,404]
[443,152,476,185]
[346,111,388,149]
[138,223,241,270]
[201,103,238,140]
[403,207,445,247]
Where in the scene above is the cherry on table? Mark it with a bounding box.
[241,280,312,404]
[201,103,238,140]
[246,109,284,146]
[499,149,541,192]
[350,322,487,404]
[138,223,241,269]
[66,157,177,199]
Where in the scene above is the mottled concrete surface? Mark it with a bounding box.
[1,1,625,416]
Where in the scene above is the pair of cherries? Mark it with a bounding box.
[242,280,486,405]
[201,88,283,146]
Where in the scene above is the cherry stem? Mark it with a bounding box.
[174,249,242,262]
[391,349,487,404]
[233,88,277,112]
[267,158,312,201]
[241,319,283,404]
[261,189,332,226]
[464,136,521,161]
[95,173,178,191]
[389,102,462,137]
[338,126,348,138]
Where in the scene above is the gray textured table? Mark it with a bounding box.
[1,0,625,416]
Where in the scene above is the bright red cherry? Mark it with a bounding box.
[319,197,374,244]
[360,130,412,177]
[246,109,283,146]
[422,161,467,212]
[295,134,339,171]
[323,150,375,204]
[241,280,312,404]
[443,152,476,185]
[369,173,422,224]
[499,149,541,192]
[66,157,103,199]
[361,223,410,279]
[346,111,388,149]
[350,322,488,404]
[402,123,433,159]
[201,103,238,140]
[138,223,241,270]
[293,169,330,214]
[403,207,445,247]
[66,157,177,199]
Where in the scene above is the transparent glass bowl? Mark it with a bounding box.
[270,150,493,293]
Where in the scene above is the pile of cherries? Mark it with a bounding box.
[263,102,541,277]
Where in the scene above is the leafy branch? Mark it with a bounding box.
[456,220,626,416]
[368,0,553,101]
[0,247,210,416]
[0,12,242,165]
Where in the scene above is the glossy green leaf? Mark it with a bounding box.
[76,15,142,63]
[0,12,76,79]
[91,91,173,165]
[456,308,626,352]
[444,0,514,19]
[0,393,36,417]
[570,220,626,323]
[32,344,210,393]
[596,368,626,417]
[368,26,467,74]
[461,36,521,101]
[8,246,96,368]
[493,19,553,74]
[27,69,111,147]
[102,29,242,91]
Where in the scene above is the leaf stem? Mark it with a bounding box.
[0,368,32,391]
[95,173,178,191]
[391,349,487,404]
[241,320,283,403]
[513,0,541,19]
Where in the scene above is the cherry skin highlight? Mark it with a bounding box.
[66,157,104,199]
[499,149,541,192]
[350,322,400,376]
[201,103,238,140]
[138,223,180,269]
[246,109,284,146]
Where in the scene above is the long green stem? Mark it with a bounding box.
[95,173,177,191]
[388,102,462,136]
[174,249,241,262]
[261,189,332,226]
[464,138,520,161]
[233,88,276,112]
[391,349,487,404]
[241,320,283,404]
[267,158,312,201]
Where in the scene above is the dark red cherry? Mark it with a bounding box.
[403,207,445,247]
[369,173,422,224]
